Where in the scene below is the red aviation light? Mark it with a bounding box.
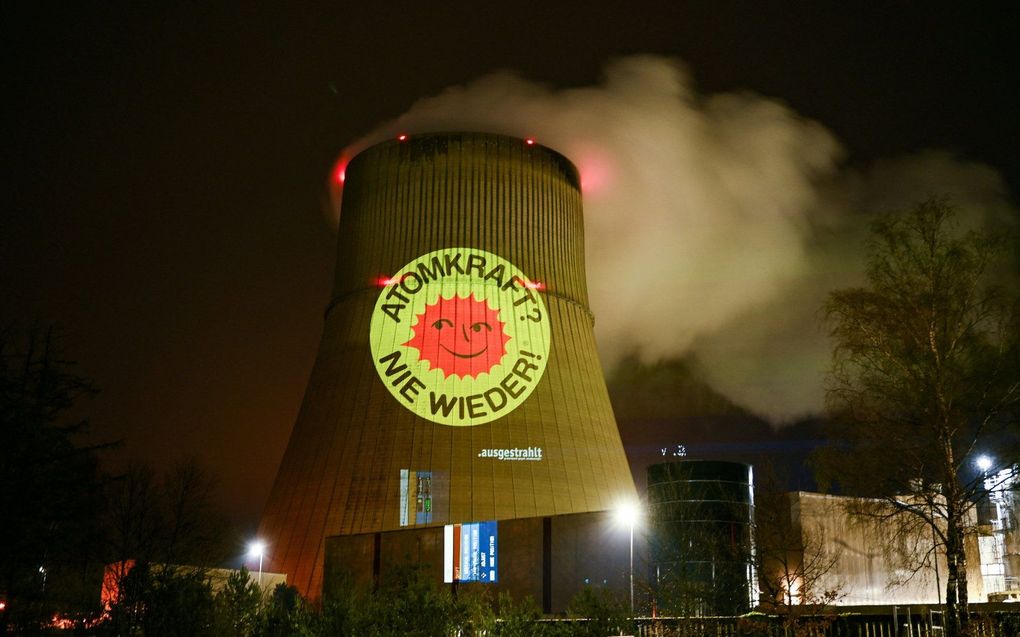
[332,156,349,185]
[397,134,408,141]
[525,138,535,145]
[377,276,399,287]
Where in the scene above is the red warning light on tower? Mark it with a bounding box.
[332,156,350,185]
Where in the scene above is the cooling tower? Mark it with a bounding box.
[258,132,635,597]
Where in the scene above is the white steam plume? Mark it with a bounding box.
[340,56,1015,423]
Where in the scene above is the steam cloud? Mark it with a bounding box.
[341,56,1015,423]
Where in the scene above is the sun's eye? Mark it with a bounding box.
[471,322,492,333]
[432,318,454,330]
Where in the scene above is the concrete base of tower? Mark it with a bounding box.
[323,510,644,614]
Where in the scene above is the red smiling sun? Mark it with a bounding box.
[404,294,511,379]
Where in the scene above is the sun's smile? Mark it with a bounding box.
[442,344,488,359]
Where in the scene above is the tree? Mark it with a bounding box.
[258,583,315,637]
[565,586,633,637]
[101,456,232,626]
[160,457,231,566]
[753,466,843,637]
[0,327,109,627]
[215,566,263,637]
[368,565,462,637]
[816,199,1020,637]
[102,563,217,637]
[103,457,231,569]
[103,462,163,566]
[493,592,545,637]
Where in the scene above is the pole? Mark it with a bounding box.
[258,552,263,586]
[629,521,635,614]
[931,502,941,610]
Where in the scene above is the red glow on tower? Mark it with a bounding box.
[576,150,614,196]
[332,157,349,185]
[398,134,408,141]
[525,138,535,145]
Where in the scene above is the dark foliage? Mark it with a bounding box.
[101,563,216,637]
[0,327,109,628]
[564,586,633,637]
[102,458,231,569]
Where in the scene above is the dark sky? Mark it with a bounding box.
[4,3,1019,530]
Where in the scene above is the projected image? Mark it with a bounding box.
[443,521,498,583]
[370,248,551,427]
[399,469,446,526]
[398,469,431,526]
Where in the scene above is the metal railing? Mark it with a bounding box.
[532,611,1020,637]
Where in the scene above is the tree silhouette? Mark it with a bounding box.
[0,326,108,626]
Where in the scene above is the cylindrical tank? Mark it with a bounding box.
[646,460,756,616]
[258,133,635,597]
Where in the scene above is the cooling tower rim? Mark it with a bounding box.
[345,131,581,190]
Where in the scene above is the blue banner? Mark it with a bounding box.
[451,521,498,583]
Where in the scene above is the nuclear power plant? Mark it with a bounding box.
[254,132,1018,623]
[258,132,636,598]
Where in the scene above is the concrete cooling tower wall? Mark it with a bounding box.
[258,132,635,597]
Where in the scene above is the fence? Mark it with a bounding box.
[536,610,1020,637]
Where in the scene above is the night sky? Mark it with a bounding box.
[5,3,1019,531]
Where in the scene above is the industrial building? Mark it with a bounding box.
[646,460,756,616]
[761,491,986,607]
[978,465,1020,602]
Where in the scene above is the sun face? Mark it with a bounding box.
[404,294,511,379]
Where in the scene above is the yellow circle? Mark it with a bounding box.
[370,248,551,426]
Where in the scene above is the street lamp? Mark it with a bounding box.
[614,500,642,615]
[976,455,993,474]
[248,541,265,586]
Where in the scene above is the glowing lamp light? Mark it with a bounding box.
[248,540,265,559]
[614,500,642,528]
[248,540,266,586]
[398,134,408,141]
[525,138,535,145]
[976,455,993,472]
[525,280,544,290]
[0,600,6,611]
[377,276,399,286]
